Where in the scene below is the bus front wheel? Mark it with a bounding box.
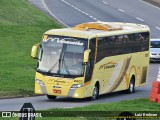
[91,83,99,101]
[127,77,135,94]
[47,95,57,100]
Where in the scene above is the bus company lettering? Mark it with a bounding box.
[47,37,84,46]
[99,62,117,70]
[57,39,83,46]
[54,80,66,83]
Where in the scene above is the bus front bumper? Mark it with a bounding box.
[35,81,85,98]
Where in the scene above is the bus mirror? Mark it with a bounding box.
[31,43,39,59]
[83,49,91,63]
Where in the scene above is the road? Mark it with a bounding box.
[43,0,160,37]
[1,0,160,111]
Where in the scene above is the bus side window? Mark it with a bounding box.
[122,35,132,54]
[114,35,132,55]
[131,33,141,52]
[140,32,149,51]
[106,37,115,56]
[85,39,96,83]
[130,32,149,52]
[96,37,115,62]
[114,35,125,55]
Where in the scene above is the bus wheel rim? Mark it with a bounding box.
[92,87,98,99]
[130,83,133,92]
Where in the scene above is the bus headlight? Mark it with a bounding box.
[71,84,83,89]
[35,79,45,86]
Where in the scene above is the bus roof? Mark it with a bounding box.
[44,22,150,39]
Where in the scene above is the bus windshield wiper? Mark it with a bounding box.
[59,45,71,75]
[61,57,71,75]
[48,58,60,73]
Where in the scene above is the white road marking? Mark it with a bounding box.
[70,5,74,8]
[74,7,77,10]
[42,0,69,27]
[136,17,144,22]
[102,1,108,5]
[60,0,99,21]
[81,11,86,14]
[139,0,160,10]
[156,27,160,30]
[118,9,125,13]
[84,13,89,16]
[93,17,98,20]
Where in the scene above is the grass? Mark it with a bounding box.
[58,98,160,111]
[1,98,160,120]
[0,0,62,98]
[38,98,160,120]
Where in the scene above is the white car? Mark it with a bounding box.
[150,39,160,62]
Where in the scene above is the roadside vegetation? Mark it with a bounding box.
[0,0,62,98]
[53,98,160,111]
[2,98,160,120]
[143,0,160,8]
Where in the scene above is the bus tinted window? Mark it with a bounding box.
[89,38,96,59]
[131,33,141,52]
[140,32,149,51]
[131,32,149,52]
[97,37,115,61]
[114,35,131,54]
[85,39,96,83]
[96,32,149,62]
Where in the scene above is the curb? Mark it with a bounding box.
[0,94,45,100]
[141,0,160,10]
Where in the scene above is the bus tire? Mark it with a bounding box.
[47,95,57,100]
[90,83,99,101]
[127,77,135,94]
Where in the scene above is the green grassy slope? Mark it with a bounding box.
[0,0,62,98]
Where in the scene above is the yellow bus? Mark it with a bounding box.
[31,22,150,100]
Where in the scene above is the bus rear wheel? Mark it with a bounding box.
[127,77,135,94]
[91,84,99,101]
[47,95,57,100]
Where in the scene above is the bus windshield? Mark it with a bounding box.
[37,35,87,77]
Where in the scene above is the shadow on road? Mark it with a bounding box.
[40,89,147,103]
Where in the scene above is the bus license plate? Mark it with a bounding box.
[53,89,61,94]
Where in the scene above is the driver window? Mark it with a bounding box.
[85,38,96,83]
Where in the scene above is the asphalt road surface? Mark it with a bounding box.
[1,0,160,111]
[43,0,160,37]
